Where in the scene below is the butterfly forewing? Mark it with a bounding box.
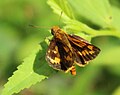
[68,34,100,66]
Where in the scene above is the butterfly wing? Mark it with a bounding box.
[46,38,61,70]
[46,38,75,72]
[68,34,100,66]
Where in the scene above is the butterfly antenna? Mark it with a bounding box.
[29,24,51,29]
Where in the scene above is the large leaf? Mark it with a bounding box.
[68,0,112,28]
[48,0,120,39]
[1,41,56,95]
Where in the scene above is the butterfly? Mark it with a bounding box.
[46,26,100,75]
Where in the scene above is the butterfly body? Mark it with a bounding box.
[46,26,100,75]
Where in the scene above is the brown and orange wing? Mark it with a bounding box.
[46,38,61,70]
[46,38,75,73]
[68,34,100,66]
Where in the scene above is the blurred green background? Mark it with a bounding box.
[0,0,120,95]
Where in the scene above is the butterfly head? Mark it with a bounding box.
[51,26,60,35]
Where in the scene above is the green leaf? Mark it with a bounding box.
[68,0,112,28]
[64,19,120,40]
[112,6,120,31]
[47,0,75,21]
[2,43,48,95]
[48,0,120,39]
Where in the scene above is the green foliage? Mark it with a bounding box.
[2,45,46,95]
[47,0,75,20]
[1,0,120,95]
[2,40,57,95]
[69,0,112,27]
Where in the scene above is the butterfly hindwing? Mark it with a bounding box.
[46,39,61,70]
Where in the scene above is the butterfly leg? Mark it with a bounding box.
[70,66,76,75]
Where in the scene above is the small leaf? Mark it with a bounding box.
[2,43,47,95]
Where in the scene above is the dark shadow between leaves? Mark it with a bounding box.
[33,41,57,76]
